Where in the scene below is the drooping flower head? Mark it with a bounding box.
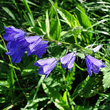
[34,58,57,79]
[25,36,48,58]
[3,26,25,41]
[3,27,48,63]
[60,52,76,72]
[6,39,29,63]
[93,45,102,53]
[85,55,105,76]
[3,26,29,63]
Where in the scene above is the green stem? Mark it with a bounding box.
[44,37,92,53]
[0,35,15,99]
[67,90,74,110]
[44,38,109,62]
[75,63,87,71]
[33,75,45,100]
[0,35,26,99]
[0,60,21,71]
[63,72,74,110]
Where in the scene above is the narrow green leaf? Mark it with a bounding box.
[48,0,61,40]
[75,105,93,110]
[0,81,8,87]
[22,0,35,26]
[74,5,93,43]
[50,2,58,19]
[57,8,76,28]
[28,26,46,35]
[0,97,6,103]
[0,60,20,71]
[45,10,50,38]
[87,19,109,30]
[50,19,61,40]
[63,91,68,104]
[37,19,46,33]
[2,7,16,21]
[75,5,92,29]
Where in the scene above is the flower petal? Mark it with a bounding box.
[67,56,75,69]
[87,67,92,76]
[61,63,68,68]
[3,26,25,41]
[26,37,48,57]
[25,36,41,43]
[61,52,74,64]
[34,58,56,66]
[88,55,105,68]
[93,45,102,53]
[11,48,25,63]
[85,55,105,76]
[37,58,57,79]
[91,64,100,74]
[30,41,47,53]
[38,66,45,75]
[42,60,57,78]
[85,55,92,76]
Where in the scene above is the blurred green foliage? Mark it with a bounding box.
[0,0,110,109]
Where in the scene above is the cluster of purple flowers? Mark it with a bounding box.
[3,26,48,63]
[3,26,105,78]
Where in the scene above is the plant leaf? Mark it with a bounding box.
[42,77,71,110]
[102,62,110,91]
[74,5,93,43]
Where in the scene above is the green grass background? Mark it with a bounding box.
[0,0,110,109]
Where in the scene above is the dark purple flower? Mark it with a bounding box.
[85,55,105,76]
[25,36,48,58]
[60,52,76,72]
[3,26,25,41]
[93,45,102,53]
[6,39,29,63]
[34,58,57,78]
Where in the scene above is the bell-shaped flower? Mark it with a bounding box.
[3,26,29,63]
[60,52,76,72]
[3,26,25,41]
[6,39,29,63]
[85,55,105,76]
[93,45,102,53]
[34,58,57,79]
[25,36,48,58]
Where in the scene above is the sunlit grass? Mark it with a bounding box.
[0,0,110,109]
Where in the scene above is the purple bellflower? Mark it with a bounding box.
[3,27,48,63]
[3,26,28,63]
[6,39,29,63]
[85,55,105,76]
[34,58,57,79]
[3,26,25,41]
[25,36,48,58]
[93,45,102,53]
[60,52,76,72]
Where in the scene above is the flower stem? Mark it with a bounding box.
[44,38,109,62]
